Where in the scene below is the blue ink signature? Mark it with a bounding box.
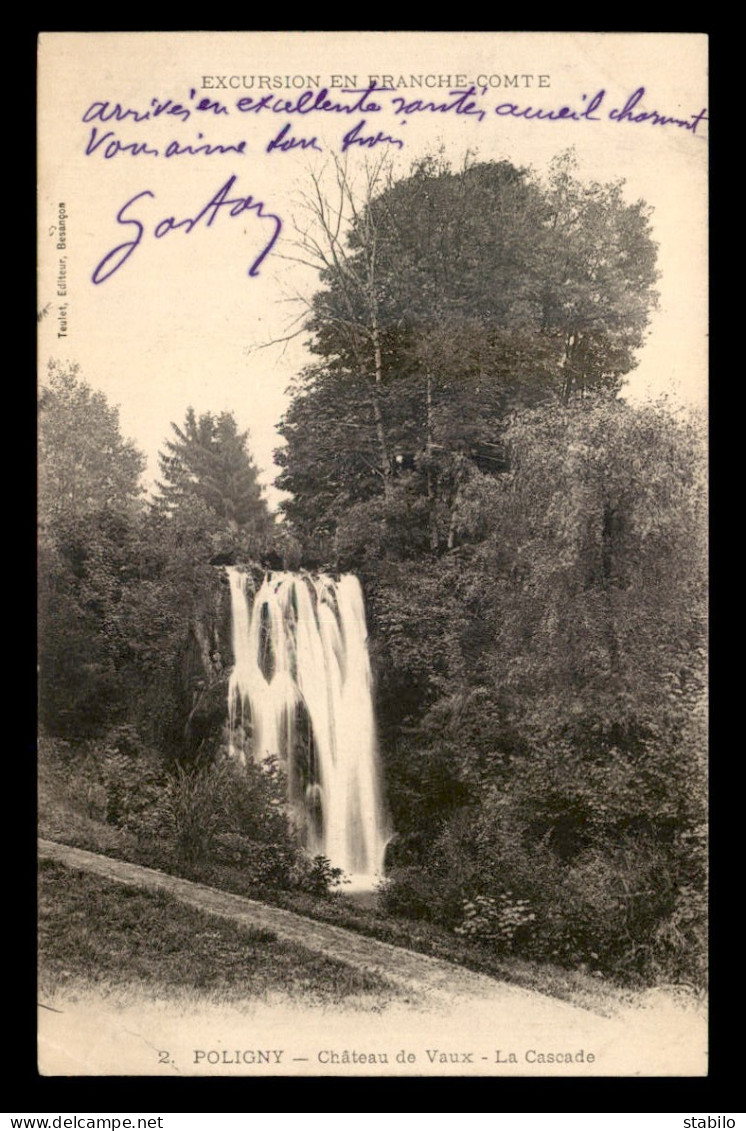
[91,175,282,284]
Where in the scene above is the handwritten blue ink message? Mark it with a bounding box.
[81,83,708,164]
[85,82,707,284]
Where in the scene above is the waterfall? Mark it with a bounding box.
[227,567,389,890]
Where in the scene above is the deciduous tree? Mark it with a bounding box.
[38,362,146,736]
[38,361,145,532]
[276,152,659,552]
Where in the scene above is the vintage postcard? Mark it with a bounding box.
[37,31,708,1077]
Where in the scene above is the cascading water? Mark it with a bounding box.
[227,567,389,891]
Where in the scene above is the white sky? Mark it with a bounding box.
[38,32,708,510]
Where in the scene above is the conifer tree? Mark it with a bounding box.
[157,408,270,534]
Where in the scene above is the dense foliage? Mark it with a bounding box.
[370,401,706,985]
[276,152,659,556]
[38,368,267,751]
[38,367,347,900]
[274,154,705,987]
[38,363,146,735]
[38,152,707,989]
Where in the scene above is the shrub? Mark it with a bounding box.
[291,854,347,897]
[128,756,345,896]
[212,831,298,889]
[379,784,706,988]
[454,893,536,951]
[97,727,166,827]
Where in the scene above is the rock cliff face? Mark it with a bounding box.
[176,564,264,763]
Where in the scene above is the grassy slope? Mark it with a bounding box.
[38,858,403,1011]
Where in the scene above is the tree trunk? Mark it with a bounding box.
[561,331,576,403]
[370,312,393,500]
[366,228,393,501]
[447,454,467,552]
[600,500,622,676]
[425,372,439,551]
